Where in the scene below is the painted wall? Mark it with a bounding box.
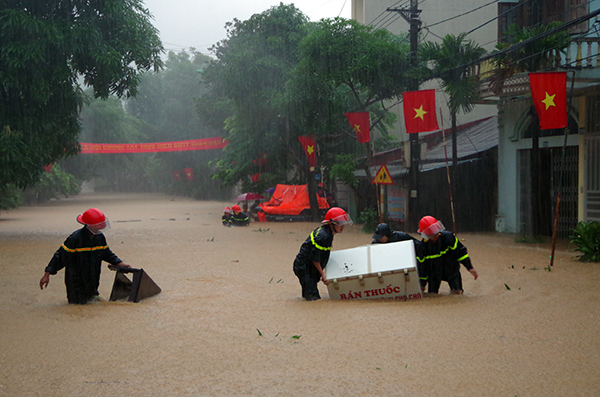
[496,100,580,233]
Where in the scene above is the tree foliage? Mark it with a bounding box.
[420,33,486,115]
[204,9,413,200]
[282,18,411,206]
[128,50,215,141]
[62,50,227,199]
[420,33,486,231]
[490,22,570,95]
[62,92,149,192]
[202,3,310,193]
[295,18,413,108]
[0,0,163,189]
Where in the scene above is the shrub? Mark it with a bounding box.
[570,221,600,262]
[0,185,22,210]
[357,207,378,234]
[23,164,80,204]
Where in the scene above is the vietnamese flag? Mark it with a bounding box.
[529,72,567,130]
[402,89,439,134]
[251,173,259,183]
[345,112,370,143]
[184,168,194,181]
[298,136,317,167]
[173,171,182,181]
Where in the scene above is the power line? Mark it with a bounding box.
[373,11,404,30]
[424,0,501,30]
[338,0,348,17]
[449,7,600,73]
[420,0,599,76]
[367,0,407,27]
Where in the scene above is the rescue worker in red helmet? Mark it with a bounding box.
[39,208,129,304]
[292,207,352,301]
[222,207,232,227]
[230,204,250,226]
[415,215,477,294]
[371,223,418,244]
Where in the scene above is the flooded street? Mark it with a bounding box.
[1,192,599,396]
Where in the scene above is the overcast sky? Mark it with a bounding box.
[142,0,351,56]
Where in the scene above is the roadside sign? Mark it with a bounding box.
[371,164,394,185]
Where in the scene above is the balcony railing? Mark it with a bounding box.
[476,37,600,101]
[563,37,600,68]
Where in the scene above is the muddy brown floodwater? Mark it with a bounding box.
[0,192,599,397]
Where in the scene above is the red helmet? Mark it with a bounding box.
[77,208,108,229]
[322,207,353,225]
[417,215,444,238]
[232,205,241,213]
[223,207,231,213]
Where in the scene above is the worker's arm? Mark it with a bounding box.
[312,261,329,285]
[40,272,50,289]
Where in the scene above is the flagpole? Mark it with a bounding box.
[439,107,457,234]
[549,71,575,267]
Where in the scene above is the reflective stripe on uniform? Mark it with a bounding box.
[62,244,108,253]
[416,235,459,263]
[310,227,331,251]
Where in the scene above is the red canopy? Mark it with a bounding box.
[259,184,329,215]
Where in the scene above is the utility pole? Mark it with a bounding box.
[387,0,421,231]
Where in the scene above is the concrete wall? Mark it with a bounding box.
[496,100,580,233]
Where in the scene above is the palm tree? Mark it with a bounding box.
[489,21,570,95]
[420,33,486,231]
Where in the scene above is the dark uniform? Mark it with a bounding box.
[416,230,473,293]
[372,231,418,244]
[45,226,123,304]
[231,211,250,226]
[222,213,232,226]
[293,224,334,301]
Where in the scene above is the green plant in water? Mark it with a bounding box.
[253,228,270,233]
[570,221,600,262]
[358,207,378,234]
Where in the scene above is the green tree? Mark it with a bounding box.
[128,50,215,141]
[283,18,412,212]
[420,33,486,213]
[22,163,80,204]
[490,22,570,94]
[0,0,163,190]
[126,50,226,199]
[201,3,310,194]
[62,93,149,192]
[64,49,228,199]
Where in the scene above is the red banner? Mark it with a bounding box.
[298,136,317,167]
[345,112,370,143]
[184,168,194,181]
[529,72,567,130]
[80,137,228,153]
[402,89,439,134]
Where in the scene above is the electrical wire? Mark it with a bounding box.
[368,0,408,28]
[338,0,348,17]
[418,0,599,78]
[424,0,501,30]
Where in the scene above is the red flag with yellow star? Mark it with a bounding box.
[183,168,194,181]
[402,89,439,134]
[345,112,370,143]
[529,72,567,130]
[298,136,317,167]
